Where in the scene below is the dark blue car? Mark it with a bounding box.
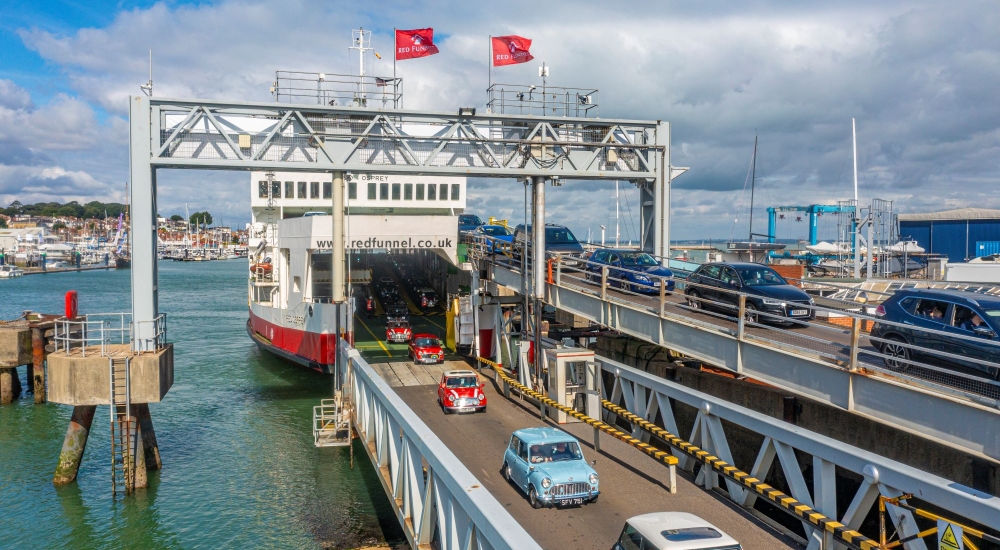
[585,249,675,294]
[871,288,1000,380]
[458,214,485,235]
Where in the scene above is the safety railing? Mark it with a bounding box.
[469,234,1000,407]
[54,313,168,357]
[343,341,541,550]
[595,353,1000,550]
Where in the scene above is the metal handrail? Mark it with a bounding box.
[54,312,168,356]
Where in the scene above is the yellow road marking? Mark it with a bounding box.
[356,315,391,357]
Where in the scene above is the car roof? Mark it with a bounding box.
[626,512,740,550]
[600,249,650,254]
[443,370,478,377]
[412,333,440,339]
[418,287,436,292]
[513,427,578,444]
[702,261,769,269]
[893,287,1000,306]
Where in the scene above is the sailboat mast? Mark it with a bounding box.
[748,135,757,240]
[852,118,858,202]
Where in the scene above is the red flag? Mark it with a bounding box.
[491,35,534,66]
[395,28,440,60]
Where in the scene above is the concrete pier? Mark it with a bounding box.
[53,405,97,485]
[135,403,162,471]
[31,327,47,403]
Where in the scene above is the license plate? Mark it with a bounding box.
[558,498,585,506]
[457,407,474,413]
[791,309,808,316]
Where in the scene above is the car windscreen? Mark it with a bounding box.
[460,215,483,225]
[445,376,478,388]
[620,253,659,267]
[414,338,440,347]
[528,441,583,463]
[546,228,579,244]
[480,226,511,236]
[735,266,786,286]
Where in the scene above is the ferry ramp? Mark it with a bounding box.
[391,364,799,550]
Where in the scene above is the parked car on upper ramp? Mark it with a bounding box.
[473,224,514,253]
[459,214,485,235]
[512,223,585,264]
[585,249,675,293]
[684,262,814,325]
[871,288,1000,380]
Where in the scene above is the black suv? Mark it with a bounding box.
[684,262,814,325]
[871,288,1000,380]
[512,223,585,265]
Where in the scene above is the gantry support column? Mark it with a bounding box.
[31,327,46,403]
[332,171,345,380]
[532,177,546,390]
[655,121,671,265]
[53,405,97,485]
[130,96,159,352]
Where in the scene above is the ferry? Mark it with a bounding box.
[244,35,467,373]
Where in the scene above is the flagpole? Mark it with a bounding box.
[488,35,492,99]
[393,28,397,82]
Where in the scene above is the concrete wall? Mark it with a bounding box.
[596,335,999,497]
[0,327,32,368]
[48,344,174,405]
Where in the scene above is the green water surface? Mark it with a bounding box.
[0,260,406,549]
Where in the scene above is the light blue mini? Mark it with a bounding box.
[501,427,599,508]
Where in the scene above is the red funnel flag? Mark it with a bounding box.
[492,35,534,66]
[395,28,440,60]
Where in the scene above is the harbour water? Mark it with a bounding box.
[0,260,406,549]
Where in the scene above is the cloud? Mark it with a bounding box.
[4,0,1000,239]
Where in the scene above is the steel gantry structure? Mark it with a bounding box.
[128,95,686,350]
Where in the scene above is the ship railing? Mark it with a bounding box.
[54,313,168,357]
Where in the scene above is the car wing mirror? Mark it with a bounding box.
[590,459,597,465]
[529,465,535,471]
[973,326,995,338]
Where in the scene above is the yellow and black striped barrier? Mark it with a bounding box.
[602,400,880,550]
[475,354,879,550]
[475,356,679,493]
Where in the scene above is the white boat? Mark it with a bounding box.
[0,265,25,278]
[882,240,925,254]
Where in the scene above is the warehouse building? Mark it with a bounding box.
[898,208,1000,262]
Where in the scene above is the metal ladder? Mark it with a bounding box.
[109,356,133,497]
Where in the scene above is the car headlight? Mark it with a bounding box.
[541,477,551,488]
[809,297,815,305]
[762,299,785,306]
[635,275,651,283]
[589,473,598,484]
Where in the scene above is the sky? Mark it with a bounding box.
[1,0,999,242]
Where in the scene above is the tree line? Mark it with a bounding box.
[3,200,126,220]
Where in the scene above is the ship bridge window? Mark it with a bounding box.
[367,182,377,200]
[392,183,401,200]
[258,181,268,198]
[298,181,307,199]
[310,182,319,199]
[349,181,357,199]
[310,253,333,302]
[285,181,293,199]
[323,182,331,199]
[271,180,281,198]
[404,183,413,200]
[380,183,389,200]
[416,183,425,200]
[439,183,448,201]
[451,183,460,201]
[427,183,437,200]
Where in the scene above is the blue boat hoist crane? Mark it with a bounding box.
[766,204,856,246]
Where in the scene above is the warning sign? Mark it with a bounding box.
[938,519,964,550]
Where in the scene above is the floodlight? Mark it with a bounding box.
[458,107,476,117]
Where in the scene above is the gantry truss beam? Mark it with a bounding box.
[148,97,671,180]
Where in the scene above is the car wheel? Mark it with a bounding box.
[528,486,543,509]
[743,304,759,324]
[882,337,911,371]
[502,462,511,482]
[687,290,703,310]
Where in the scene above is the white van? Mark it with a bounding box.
[613,513,741,550]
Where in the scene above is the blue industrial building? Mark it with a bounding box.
[898,208,1000,262]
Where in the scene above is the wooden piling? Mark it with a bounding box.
[32,327,46,403]
[53,405,98,485]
